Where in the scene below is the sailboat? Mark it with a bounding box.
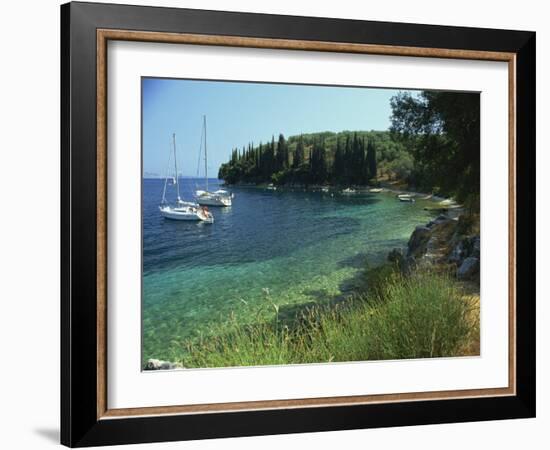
[195,115,233,207]
[159,133,214,223]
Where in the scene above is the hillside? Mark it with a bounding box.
[218,130,414,186]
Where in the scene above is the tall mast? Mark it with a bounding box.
[161,138,172,204]
[204,115,208,192]
[173,133,181,201]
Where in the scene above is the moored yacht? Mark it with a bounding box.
[195,115,233,206]
[159,203,213,222]
[196,189,233,206]
[159,133,214,223]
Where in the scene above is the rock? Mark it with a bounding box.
[471,236,480,258]
[388,248,404,264]
[427,214,450,228]
[407,226,432,259]
[144,358,183,370]
[387,247,414,275]
[457,257,480,280]
[402,256,416,275]
[448,240,465,264]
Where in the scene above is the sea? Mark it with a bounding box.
[142,177,435,362]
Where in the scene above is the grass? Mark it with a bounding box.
[173,270,479,369]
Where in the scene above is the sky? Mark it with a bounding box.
[142,78,403,178]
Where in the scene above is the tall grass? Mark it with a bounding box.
[177,271,478,368]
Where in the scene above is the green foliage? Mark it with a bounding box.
[366,140,377,182]
[387,152,414,181]
[219,130,409,186]
[219,89,479,199]
[176,271,476,368]
[390,91,480,204]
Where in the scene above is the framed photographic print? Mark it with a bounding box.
[61,1,536,447]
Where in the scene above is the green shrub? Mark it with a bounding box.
[176,271,476,368]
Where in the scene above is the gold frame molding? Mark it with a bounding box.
[96,29,516,420]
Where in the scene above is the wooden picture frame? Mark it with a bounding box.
[61,1,535,447]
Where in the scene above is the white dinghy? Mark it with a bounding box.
[159,133,214,223]
[341,187,356,194]
[397,193,415,203]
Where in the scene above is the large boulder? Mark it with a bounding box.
[448,240,465,264]
[427,214,450,228]
[457,257,480,280]
[407,226,432,259]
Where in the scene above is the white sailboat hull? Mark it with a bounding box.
[159,206,214,223]
[195,190,232,206]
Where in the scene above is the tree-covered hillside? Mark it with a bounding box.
[218,90,480,206]
[218,130,412,186]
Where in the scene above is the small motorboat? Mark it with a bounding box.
[438,198,456,206]
[369,188,383,193]
[397,194,415,203]
[342,187,356,194]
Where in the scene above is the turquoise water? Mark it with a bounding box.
[142,178,435,362]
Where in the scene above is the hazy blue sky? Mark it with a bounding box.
[142,78,402,177]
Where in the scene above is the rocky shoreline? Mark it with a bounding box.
[388,214,480,281]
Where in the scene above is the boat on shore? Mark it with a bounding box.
[342,187,356,194]
[159,133,214,223]
[397,193,415,203]
[195,115,233,207]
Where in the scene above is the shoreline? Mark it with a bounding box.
[224,180,463,215]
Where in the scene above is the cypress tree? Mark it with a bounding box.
[293,136,304,169]
[276,133,288,171]
[344,135,352,183]
[366,140,377,182]
[333,137,344,183]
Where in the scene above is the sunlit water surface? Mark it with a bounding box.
[142,178,435,362]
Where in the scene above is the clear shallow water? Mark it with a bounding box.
[142,178,435,362]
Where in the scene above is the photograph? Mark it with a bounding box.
[141,77,481,370]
